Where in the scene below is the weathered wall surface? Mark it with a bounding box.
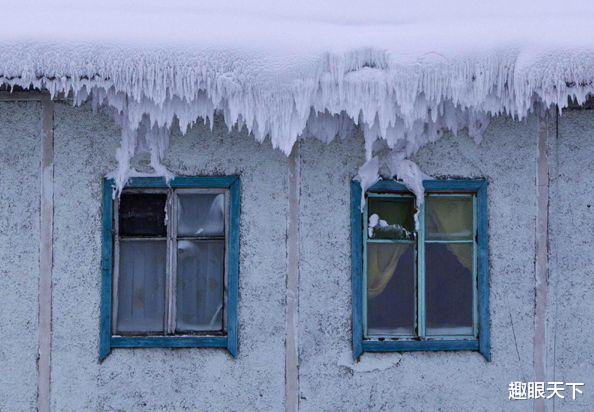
[0,97,592,411]
[297,116,540,411]
[50,104,288,411]
[547,110,594,410]
[0,102,41,411]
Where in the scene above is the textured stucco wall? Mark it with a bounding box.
[0,98,592,411]
[50,104,288,411]
[0,102,41,411]
[297,115,540,411]
[547,110,594,410]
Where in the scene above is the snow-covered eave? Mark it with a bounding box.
[2,48,592,143]
[0,6,593,196]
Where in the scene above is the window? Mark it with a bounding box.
[100,176,240,360]
[351,179,490,360]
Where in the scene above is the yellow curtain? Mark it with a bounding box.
[367,244,407,298]
[429,200,473,271]
[366,199,473,300]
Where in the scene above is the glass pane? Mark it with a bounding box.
[177,193,225,237]
[367,197,415,240]
[117,240,166,334]
[366,243,415,336]
[119,192,167,237]
[426,196,473,241]
[176,240,224,332]
[425,243,474,336]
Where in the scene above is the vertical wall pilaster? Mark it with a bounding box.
[534,108,554,412]
[38,97,54,412]
[286,143,300,412]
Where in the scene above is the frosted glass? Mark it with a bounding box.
[117,240,166,334]
[177,193,224,237]
[176,240,224,332]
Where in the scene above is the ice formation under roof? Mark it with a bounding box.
[0,0,593,195]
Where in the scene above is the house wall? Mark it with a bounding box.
[0,102,41,411]
[298,116,539,411]
[0,96,592,411]
[547,111,594,410]
[50,104,289,410]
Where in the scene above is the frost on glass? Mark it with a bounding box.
[367,197,415,240]
[176,240,224,332]
[117,240,167,334]
[426,197,473,241]
[366,243,415,336]
[119,192,167,237]
[177,193,224,237]
[425,243,473,336]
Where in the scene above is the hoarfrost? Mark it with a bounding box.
[338,350,401,372]
[0,1,592,196]
[368,214,413,239]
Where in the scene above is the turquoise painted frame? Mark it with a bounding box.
[351,179,490,361]
[100,176,240,361]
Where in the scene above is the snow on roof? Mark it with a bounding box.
[1,0,593,194]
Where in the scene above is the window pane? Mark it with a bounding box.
[176,240,224,332]
[366,243,415,336]
[177,193,224,237]
[117,240,166,334]
[425,243,474,336]
[119,193,167,237]
[426,196,473,241]
[367,197,415,240]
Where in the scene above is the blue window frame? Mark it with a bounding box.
[100,176,240,361]
[351,179,490,361]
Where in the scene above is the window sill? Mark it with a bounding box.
[99,335,234,361]
[360,339,490,361]
[112,335,227,348]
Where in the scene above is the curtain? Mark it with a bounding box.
[429,200,473,271]
[367,244,407,299]
[366,198,473,299]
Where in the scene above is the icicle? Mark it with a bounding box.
[0,45,590,197]
[355,156,380,211]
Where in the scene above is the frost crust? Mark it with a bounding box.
[0,1,592,195]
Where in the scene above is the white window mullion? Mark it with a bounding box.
[165,189,177,334]
[417,200,426,338]
[170,190,178,334]
[472,194,479,338]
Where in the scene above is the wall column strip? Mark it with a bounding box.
[533,107,553,412]
[286,143,300,412]
[38,97,54,412]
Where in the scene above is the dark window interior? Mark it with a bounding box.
[119,193,167,237]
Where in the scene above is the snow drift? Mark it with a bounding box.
[0,0,593,195]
